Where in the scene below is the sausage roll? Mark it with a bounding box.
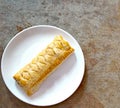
[13,35,74,96]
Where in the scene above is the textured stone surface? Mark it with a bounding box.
[0,0,120,108]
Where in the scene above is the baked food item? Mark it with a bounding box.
[13,35,74,96]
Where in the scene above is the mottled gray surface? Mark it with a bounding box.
[0,0,120,108]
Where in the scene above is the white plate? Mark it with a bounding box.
[1,25,85,106]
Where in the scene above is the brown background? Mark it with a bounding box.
[0,0,120,108]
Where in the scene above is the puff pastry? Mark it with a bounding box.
[13,35,74,96]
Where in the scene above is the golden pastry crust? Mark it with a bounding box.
[13,35,74,96]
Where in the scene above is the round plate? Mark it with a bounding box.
[1,25,85,106]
